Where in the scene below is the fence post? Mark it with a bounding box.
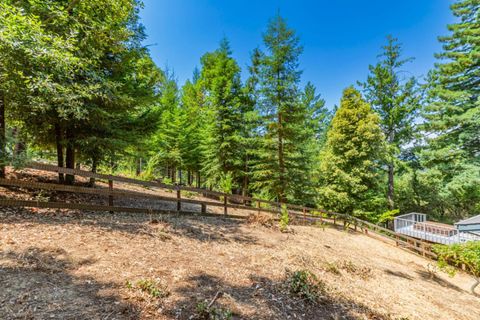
[108,179,113,213]
[256,201,260,214]
[176,186,181,212]
[303,208,306,225]
[333,215,336,225]
[223,195,228,216]
[201,203,206,214]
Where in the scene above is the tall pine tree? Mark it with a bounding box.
[317,87,386,220]
[251,15,315,203]
[198,38,245,190]
[421,0,480,218]
[359,36,421,209]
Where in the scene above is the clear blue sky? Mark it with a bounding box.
[139,0,455,108]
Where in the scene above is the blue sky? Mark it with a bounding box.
[139,0,455,108]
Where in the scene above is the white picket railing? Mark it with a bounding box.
[394,213,480,244]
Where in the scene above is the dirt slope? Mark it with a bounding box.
[1,207,479,320]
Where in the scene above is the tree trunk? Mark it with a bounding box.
[243,154,249,205]
[187,170,192,185]
[171,166,176,183]
[0,92,5,178]
[65,128,75,185]
[387,131,395,210]
[278,111,285,203]
[388,163,394,210]
[55,123,65,183]
[12,127,25,160]
[196,172,201,188]
[136,158,142,176]
[89,157,98,187]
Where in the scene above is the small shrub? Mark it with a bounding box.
[139,156,160,181]
[194,301,233,320]
[279,204,290,232]
[285,269,324,303]
[219,172,233,194]
[127,279,169,299]
[34,190,50,202]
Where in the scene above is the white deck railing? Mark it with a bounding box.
[394,213,480,244]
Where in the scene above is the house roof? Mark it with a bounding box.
[455,214,480,226]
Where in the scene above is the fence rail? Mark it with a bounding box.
[0,162,438,259]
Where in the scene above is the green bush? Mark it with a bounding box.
[433,241,480,295]
[127,279,170,299]
[279,204,290,232]
[285,269,324,303]
[194,301,233,320]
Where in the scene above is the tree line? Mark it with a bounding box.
[0,0,478,223]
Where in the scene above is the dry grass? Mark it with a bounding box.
[1,169,479,319]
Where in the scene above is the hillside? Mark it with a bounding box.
[1,171,479,319]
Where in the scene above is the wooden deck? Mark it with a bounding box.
[396,224,458,245]
[394,213,480,244]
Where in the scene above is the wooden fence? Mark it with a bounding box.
[0,162,437,259]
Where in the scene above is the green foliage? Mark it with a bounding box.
[198,38,246,190]
[249,15,324,205]
[359,36,421,209]
[419,0,480,219]
[218,172,234,194]
[1,1,478,224]
[139,155,160,181]
[285,269,324,303]
[133,279,170,299]
[279,204,290,232]
[433,241,480,295]
[317,87,386,220]
[377,209,400,224]
[195,301,233,320]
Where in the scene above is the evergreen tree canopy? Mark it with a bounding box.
[417,0,480,218]
[317,87,386,220]
[424,0,479,166]
[250,15,317,203]
[359,36,422,209]
[198,38,245,189]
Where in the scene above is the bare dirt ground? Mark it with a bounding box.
[1,169,479,319]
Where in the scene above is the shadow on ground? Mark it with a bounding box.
[415,269,465,293]
[384,269,414,280]
[0,247,139,319]
[165,272,390,320]
[1,205,259,245]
